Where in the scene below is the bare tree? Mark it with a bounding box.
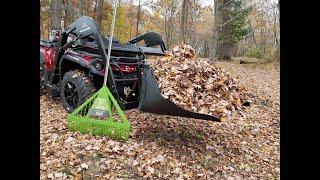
[217,0,232,60]
[78,0,88,16]
[164,0,168,45]
[180,0,189,43]
[67,0,75,22]
[96,0,104,27]
[93,0,98,21]
[136,0,141,36]
[168,0,176,48]
[210,0,222,62]
[79,0,83,16]
[50,0,61,31]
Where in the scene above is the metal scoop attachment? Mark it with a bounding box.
[138,65,221,122]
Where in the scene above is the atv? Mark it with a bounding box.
[40,16,220,122]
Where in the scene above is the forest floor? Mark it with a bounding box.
[40,60,280,179]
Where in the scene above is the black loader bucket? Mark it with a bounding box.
[138,65,221,122]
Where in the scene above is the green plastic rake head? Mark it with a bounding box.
[67,85,131,141]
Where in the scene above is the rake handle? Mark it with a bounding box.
[103,0,119,86]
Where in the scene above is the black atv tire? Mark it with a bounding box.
[61,70,95,113]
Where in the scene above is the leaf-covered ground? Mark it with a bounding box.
[40,61,280,179]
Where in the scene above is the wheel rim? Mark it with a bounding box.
[64,82,79,109]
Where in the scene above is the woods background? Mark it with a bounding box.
[40,0,279,62]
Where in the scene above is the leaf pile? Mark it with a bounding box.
[151,44,250,118]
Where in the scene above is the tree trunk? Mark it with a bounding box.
[164,2,168,48]
[180,0,189,44]
[67,0,75,23]
[60,0,67,31]
[96,0,104,28]
[136,0,141,36]
[260,28,266,53]
[273,24,278,47]
[50,0,61,31]
[93,0,98,21]
[185,0,189,43]
[189,0,196,46]
[74,0,80,19]
[79,0,83,16]
[167,0,175,48]
[210,0,221,62]
[217,0,232,60]
[80,0,87,16]
[40,17,43,38]
[84,0,88,15]
[276,0,280,61]
[273,2,279,47]
[204,39,209,58]
[252,29,257,47]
